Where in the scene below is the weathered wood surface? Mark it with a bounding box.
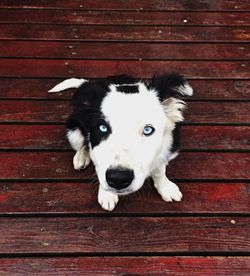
[1,59,249,78]
[1,79,250,100]
[0,1,249,274]
[0,257,249,276]
[1,100,249,124]
[0,152,249,180]
[1,42,249,60]
[0,125,249,150]
[0,0,249,11]
[1,257,250,276]
[0,217,249,253]
[1,25,250,42]
[1,10,250,26]
[0,182,248,214]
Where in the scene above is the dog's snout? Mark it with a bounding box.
[106,168,134,190]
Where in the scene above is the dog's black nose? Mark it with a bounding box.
[106,168,134,190]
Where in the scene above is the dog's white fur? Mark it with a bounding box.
[49,76,192,211]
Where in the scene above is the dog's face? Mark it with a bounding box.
[90,82,169,195]
[69,74,192,195]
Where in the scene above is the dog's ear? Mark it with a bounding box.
[48,78,108,110]
[150,73,193,123]
[72,82,108,110]
[150,73,193,101]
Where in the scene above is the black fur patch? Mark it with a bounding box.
[116,85,139,94]
[105,74,138,85]
[150,73,188,101]
[67,74,142,149]
[67,109,112,149]
[72,82,108,110]
[170,124,181,153]
[67,81,111,149]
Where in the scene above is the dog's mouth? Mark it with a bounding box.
[116,188,134,195]
[104,179,145,196]
[104,186,134,196]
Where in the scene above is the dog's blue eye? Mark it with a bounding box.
[143,125,155,136]
[99,124,108,133]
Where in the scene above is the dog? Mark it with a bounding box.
[49,73,193,211]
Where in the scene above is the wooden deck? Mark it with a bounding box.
[0,1,249,275]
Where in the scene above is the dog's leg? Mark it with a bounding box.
[67,128,91,170]
[98,185,119,211]
[73,147,91,170]
[151,165,182,202]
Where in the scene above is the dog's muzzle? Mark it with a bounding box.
[106,167,134,190]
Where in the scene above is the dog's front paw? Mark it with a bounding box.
[155,179,183,202]
[98,187,119,211]
[73,149,90,170]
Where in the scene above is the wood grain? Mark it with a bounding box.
[0,257,249,275]
[0,152,249,180]
[0,217,249,253]
[1,79,250,100]
[1,100,249,124]
[0,59,249,78]
[0,182,249,214]
[1,41,249,60]
[1,10,250,26]
[0,0,249,11]
[1,24,250,42]
[0,1,249,269]
[0,125,249,150]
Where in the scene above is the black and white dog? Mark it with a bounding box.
[49,74,193,211]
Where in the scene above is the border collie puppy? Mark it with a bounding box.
[49,74,193,211]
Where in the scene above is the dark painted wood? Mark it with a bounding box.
[0,1,249,271]
[1,10,250,26]
[0,182,249,214]
[0,0,249,11]
[185,101,250,124]
[1,41,249,60]
[1,24,250,42]
[0,217,249,253]
[0,152,249,180]
[182,125,250,150]
[0,257,249,275]
[1,100,249,124]
[0,125,249,150]
[0,125,68,149]
[0,59,249,78]
[1,79,250,100]
[0,100,71,123]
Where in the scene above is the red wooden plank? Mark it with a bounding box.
[1,100,249,124]
[0,152,249,180]
[0,182,248,214]
[0,125,68,149]
[181,126,250,150]
[0,59,249,79]
[1,10,250,26]
[1,24,249,42]
[1,79,249,100]
[0,0,249,11]
[1,41,249,60]
[0,217,249,253]
[185,101,250,124]
[0,100,71,123]
[0,125,249,150]
[0,257,249,275]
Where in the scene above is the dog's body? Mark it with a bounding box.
[49,74,193,211]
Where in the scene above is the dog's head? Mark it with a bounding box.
[70,74,193,195]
